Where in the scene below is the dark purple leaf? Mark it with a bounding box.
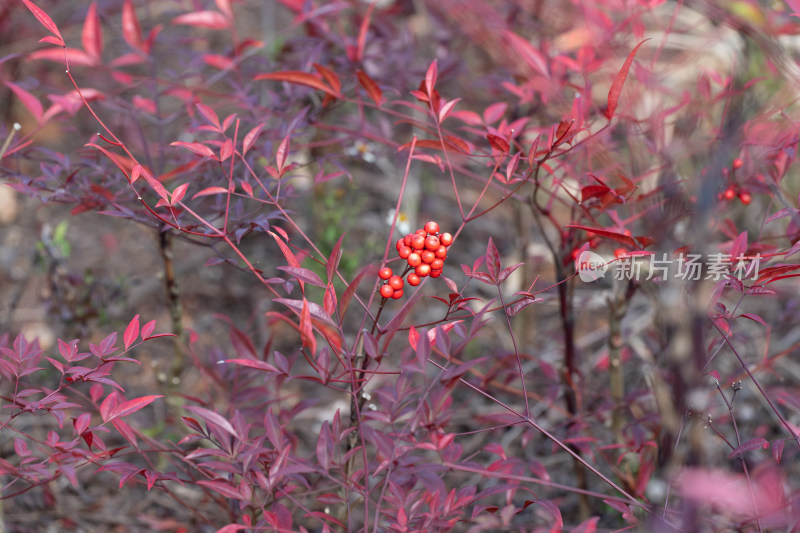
[728,437,768,458]
[276,266,325,287]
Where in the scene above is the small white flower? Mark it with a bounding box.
[386,209,411,234]
[345,140,377,163]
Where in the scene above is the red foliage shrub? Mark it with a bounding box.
[2,0,800,531]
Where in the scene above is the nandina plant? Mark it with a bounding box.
[2,0,800,531]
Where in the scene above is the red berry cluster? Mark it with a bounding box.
[378,221,453,299]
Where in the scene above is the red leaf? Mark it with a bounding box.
[196,103,221,131]
[243,123,264,156]
[121,0,145,53]
[502,30,549,78]
[565,225,638,248]
[485,237,501,281]
[105,395,162,423]
[276,266,325,287]
[276,135,289,173]
[215,0,234,18]
[274,298,336,327]
[137,165,169,203]
[581,184,610,202]
[222,358,279,373]
[355,1,374,62]
[425,60,438,96]
[486,133,510,153]
[299,298,316,355]
[483,102,508,124]
[141,320,156,339]
[313,63,341,95]
[29,47,97,67]
[268,230,300,267]
[255,71,339,98]
[82,3,103,62]
[357,70,383,106]
[39,36,64,46]
[185,405,238,439]
[172,11,230,30]
[220,139,233,162]
[326,233,344,283]
[738,312,767,327]
[192,186,228,199]
[573,517,600,533]
[112,419,138,449]
[730,231,748,260]
[123,314,139,350]
[5,83,43,123]
[323,283,337,317]
[171,141,217,159]
[438,98,461,123]
[203,54,233,70]
[338,267,370,322]
[197,480,244,500]
[21,0,64,47]
[772,440,784,463]
[171,183,189,205]
[606,39,649,120]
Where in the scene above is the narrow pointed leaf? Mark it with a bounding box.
[185,405,238,439]
[255,71,339,98]
[357,70,383,106]
[123,315,140,350]
[106,395,162,423]
[82,3,103,62]
[606,39,649,120]
[22,0,64,46]
[122,0,145,52]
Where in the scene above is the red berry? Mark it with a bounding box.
[439,232,453,246]
[410,234,425,250]
[435,245,448,259]
[415,228,427,236]
[723,187,735,201]
[415,263,432,277]
[379,267,393,280]
[424,235,440,251]
[407,252,422,267]
[403,234,412,246]
[396,238,405,252]
[739,191,752,205]
[421,250,436,264]
[430,268,442,278]
[431,258,444,270]
[407,272,421,286]
[732,158,743,170]
[391,289,404,299]
[424,221,440,234]
[380,284,394,298]
[388,275,404,290]
[399,246,412,259]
